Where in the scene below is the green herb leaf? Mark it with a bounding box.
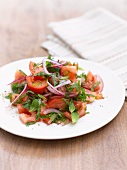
[34,72,50,78]
[67,81,81,92]
[86,93,95,97]
[77,87,87,102]
[91,81,100,92]
[59,76,69,80]
[5,93,12,100]
[11,82,26,94]
[62,98,69,105]
[19,69,27,76]
[26,122,35,126]
[14,93,27,104]
[78,67,84,70]
[47,67,60,73]
[69,101,75,113]
[77,73,86,81]
[33,62,42,68]
[48,55,53,60]
[52,74,57,86]
[71,112,79,123]
[29,99,39,112]
[26,90,35,94]
[23,100,31,109]
[38,94,46,100]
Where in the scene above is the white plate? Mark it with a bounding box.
[0,57,125,139]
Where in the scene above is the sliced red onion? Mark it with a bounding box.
[43,108,61,115]
[8,77,26,85]
[47,82,65,96]
[68,93,78,98]
[95,75,104,92]
[43,93,53,97]
[10,84,27,106]
[47,86,65,96]
[42,59,51,75]
[42,58,66,74]
[54,80,71,89]
[52,61,66,68]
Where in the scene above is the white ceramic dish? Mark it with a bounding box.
[0,57,125,139]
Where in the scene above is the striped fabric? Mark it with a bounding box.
[41,8,127,97]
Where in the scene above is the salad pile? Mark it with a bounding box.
[5,56,104,126]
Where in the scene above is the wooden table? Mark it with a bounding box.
[0,0,127,169]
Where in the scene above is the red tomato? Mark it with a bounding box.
[42,118,51,125]
[60,66,77,82]
[17,104,31,114]
[26,76,48,94]
[78,103,86,117]
[19,113,35,124]
[15,70,26,83]
[86,71,95,82]
[11,94,28,105]
[74,101,83,109]
[29,61,44,75]
[10,94,19,106]
[40,106,47,115]
[29,61,45,80]
[63,111,71,120]
[47,96,67,110]
[84,71,98,90]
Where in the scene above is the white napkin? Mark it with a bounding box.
[41,8,127,97]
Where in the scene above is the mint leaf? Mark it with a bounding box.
[71,112,79,123]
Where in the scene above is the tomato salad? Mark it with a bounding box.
[5,56,104,126]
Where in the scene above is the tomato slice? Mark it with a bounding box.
[47,96,67,110]
[43,118,51,125]
[29,61,44,75]
[60,66,77,82]
[17,104,31,115]
[15,70,26,83]
[19,113,36,124]
[63,111,71,120]
[77,102,86,117]
[26,76,48,94]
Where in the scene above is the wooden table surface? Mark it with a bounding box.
[0,0,127,169]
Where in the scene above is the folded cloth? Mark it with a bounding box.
[41,8,127,98]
